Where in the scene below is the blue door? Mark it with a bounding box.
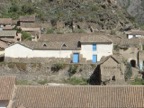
[73,53,79,63]
[92,55,97,63]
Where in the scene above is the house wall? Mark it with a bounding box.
[100,58,124,83]
[32,50,74,58]
[5,43,113,63]
[128,34,143,39]
[5,44,32,58]
[81,43,113,61]
[119,46,138,65]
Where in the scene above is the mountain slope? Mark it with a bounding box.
[0,0,134,32]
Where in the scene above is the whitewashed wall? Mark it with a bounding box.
[5,43,113,62]
[31,50,73,58]
[128,34,143,39]
[80,43,113,61]
[5,44,32,58]
[128,35,134,39]
[5,44,75,58]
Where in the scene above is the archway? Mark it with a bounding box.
[130,60,136,67]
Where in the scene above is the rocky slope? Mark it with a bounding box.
[0,0,134,32]
[117,0,144,25]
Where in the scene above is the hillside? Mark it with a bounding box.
[0,0,134,32]
[117,0,144,26]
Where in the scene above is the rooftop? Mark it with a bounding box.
[40,33,112,44]
[125,30,144,35]
[0,76,15,100]
[0,30,17,37]
[19,15,35,22]
[0,18,12,25]
[18,41,80,50]
[9,86,144,108]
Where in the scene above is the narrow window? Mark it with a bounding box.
[92,55,97,63]
[92,44,96,51]
[43,44,47,47]
[62,43,67,47]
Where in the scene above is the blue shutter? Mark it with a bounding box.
[73,53,79,63]
[92,55,97,63]
[93,44,96,51]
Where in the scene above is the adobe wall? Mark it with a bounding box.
[100,58,125,83]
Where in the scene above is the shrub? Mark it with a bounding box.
[21,31,32,40]
[125,62,132,81]
[37,79,48,85]
[68,65,78,76]
[113,45,119,51]
[131,78,144,85]
[47,28,55,34]
[16,80,30,85]
[110,30,116,35]
[51,63,65,72]
[64,77,88,85]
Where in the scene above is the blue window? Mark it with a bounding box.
[92,55,97,63]
[92,44,97,51]
[73,53,79,63]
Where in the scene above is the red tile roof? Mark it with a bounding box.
[19,15,35,22]
[10,86,144,108]
[0,76,15,100]
[0,18,12,25]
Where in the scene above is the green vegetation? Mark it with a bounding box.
[0,1,36,19]
[46,28,55,34]
[37,79,48,85]
[64,77,88,85]
[131,78,144,85]
[16,80,30,85]
[0,0,133,30]
[125,62,132,81]
[21,31,32,41]
[68,65,78,76]
[51,63,66,72]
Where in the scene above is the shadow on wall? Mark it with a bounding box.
[88,65,101,85]
[0,57,4,62]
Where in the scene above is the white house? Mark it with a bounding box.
[5,34,113,63]
[125,30,144,39]
[80,34,113,62]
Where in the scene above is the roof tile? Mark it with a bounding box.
[10,86,144,108]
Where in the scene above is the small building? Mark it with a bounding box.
[90,55,125,85]
[125,30,144,39]
[0,30,21,42]
[7,86,144,108]
[4,41,81,63]
[80,34,113,63]
[0,18,16,31]
[5,34,113,63]
[18,15,41,41]
[0,76,15,108]
[100,55,125,84]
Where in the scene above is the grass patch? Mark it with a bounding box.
[131,78,144,85]
[64,77,88,85]
[68,65,78,76]
[37,79,48,85]
[51,63,66,72]
[16,80,30,85]
[15,63,27,71]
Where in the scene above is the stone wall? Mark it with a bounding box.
[5,57,72,64]
[0,62,96,85]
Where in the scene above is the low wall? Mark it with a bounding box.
[5,57,72,64]
[5,56,92,64]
